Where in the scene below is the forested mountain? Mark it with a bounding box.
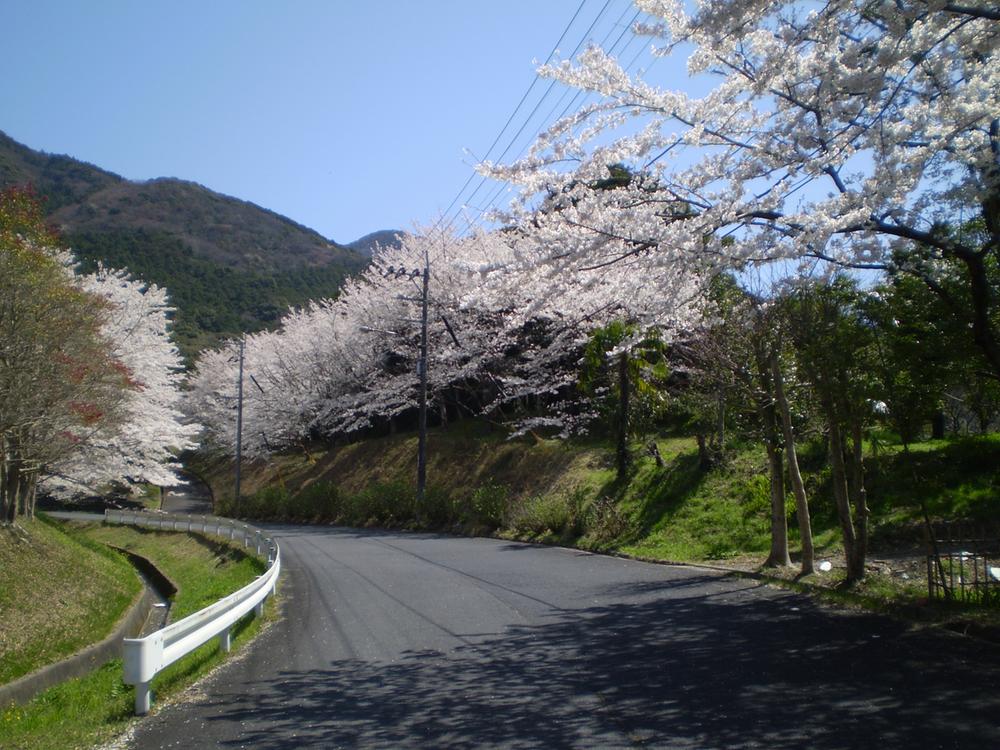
[346,229,406,258]
[0,130,370,359]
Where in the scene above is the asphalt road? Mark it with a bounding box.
[124,525,1000,749]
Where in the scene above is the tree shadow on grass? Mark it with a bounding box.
[199,583,1000,749]
[597,451,708,543]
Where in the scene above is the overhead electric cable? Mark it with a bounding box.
[434,0,590,234]
[458,5,655,234]
[440,0,618,236]
[442,0,634,236]
[465,8,646,224]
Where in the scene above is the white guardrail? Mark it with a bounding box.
[104,509,280,715]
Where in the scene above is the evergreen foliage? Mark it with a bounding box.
[68,228,355,360]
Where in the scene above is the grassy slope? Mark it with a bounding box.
[73,524,264,619]
[0,522,267,750]
[0,516,140,685]
[199,423,1000,569]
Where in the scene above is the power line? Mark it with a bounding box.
[443,0,639,236]
[456,4,657,234]
[438,0,639,239]
[434,0,591,232]
[464,9,647,228]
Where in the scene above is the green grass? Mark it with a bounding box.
[0,515,141,684]
[0,616,265,750]
[199,425,1000,553]
[70,523,265,619]
[0,522,268,750]
[0,661,132,750]
[864,435,1000,525]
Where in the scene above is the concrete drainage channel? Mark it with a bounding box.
[107,545,177,636]
[0,511,278,715]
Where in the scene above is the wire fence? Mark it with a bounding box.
[926,521,1000,606]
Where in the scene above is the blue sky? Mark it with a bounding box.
[1,0,662,244]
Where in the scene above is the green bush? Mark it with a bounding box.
[348,481,414,525]
[290,481,339,520]
[419,485,458,526]
[508,493,583,538]
[468,481,509,528]
[244,485,289,519]
[740,474,771,519]
[585,495,632,544]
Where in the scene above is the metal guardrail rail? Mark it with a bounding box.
[104,510,280,714]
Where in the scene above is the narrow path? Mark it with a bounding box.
[159,472,213,515]
[126,525,1000,749]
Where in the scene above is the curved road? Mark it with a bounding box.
[125,523,1000,749]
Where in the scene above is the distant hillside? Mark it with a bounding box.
[0,130,120,211]
[346,229,407,258]
[0,130,369,359]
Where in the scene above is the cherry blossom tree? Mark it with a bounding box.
[187,217,708,462]
[1,188,198,517]
[42,266,200,497]
[484,0,1000,376]
[1,189,122,519]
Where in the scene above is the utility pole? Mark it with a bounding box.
[416,261,429,506]
[234,336,245,516]
[381,260,431,508]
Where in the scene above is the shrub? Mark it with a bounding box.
[508,493,582,538]
[740,474,771,519]
[419,485,458,526]
[290,481,339,520]
[585,495,632,544]
[468,481,509,528]
[349,481,414,525]
[244,485,289,519]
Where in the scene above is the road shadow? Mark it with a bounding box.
[198,583,1000,749]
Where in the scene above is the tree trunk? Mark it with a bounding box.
[616,351,630,481]
[715,390,726,461]
[770,353,814,575]
[646,441,665,468]
[0,465,13,524]
[2,434,24,524]
[931,411,946,439]
[968,161,1000,380]
[764,442,791,567]
[755,343,791,568]
[0,434,11,523]
[24,472,38,519]
[828,415,863,583]
[848,419,869,582]
[696,433,712,470]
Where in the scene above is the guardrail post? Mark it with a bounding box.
[254,597,265,618]
[219,628,232,653]
[135,682,152,715]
